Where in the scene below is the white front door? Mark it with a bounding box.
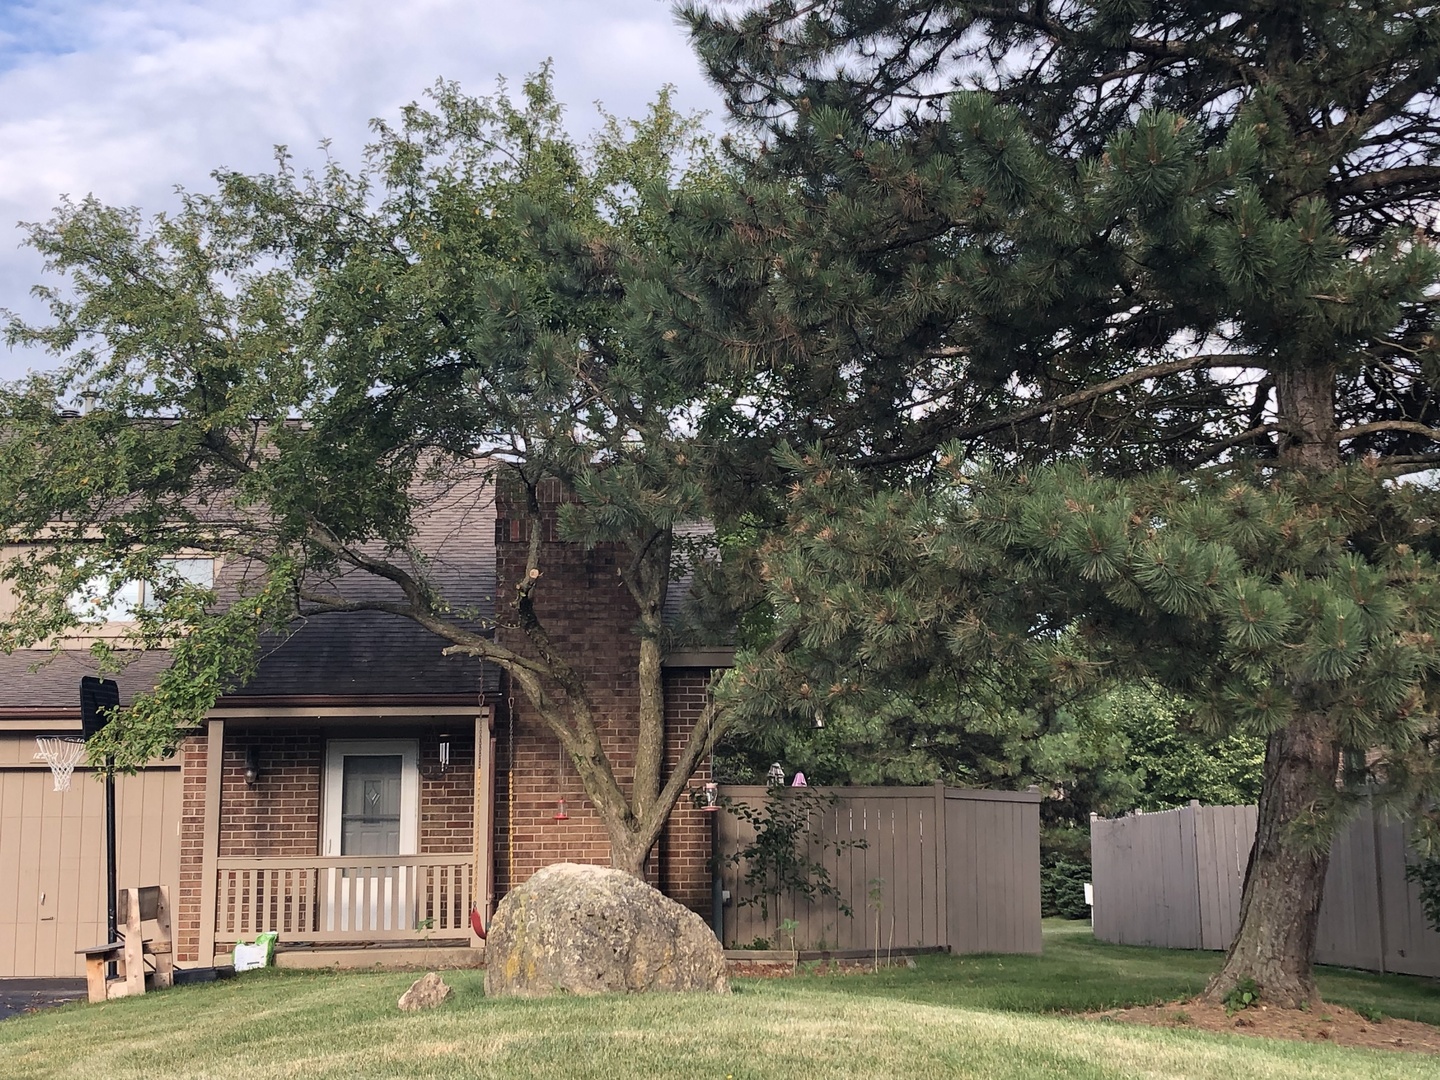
[321,740,420,934]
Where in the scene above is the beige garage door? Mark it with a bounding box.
[0,752,182,978]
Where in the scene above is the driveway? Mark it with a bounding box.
[0,979,87,1021]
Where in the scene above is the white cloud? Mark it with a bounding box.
[0,0,723,380]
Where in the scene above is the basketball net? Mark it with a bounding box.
[34,737,87,792]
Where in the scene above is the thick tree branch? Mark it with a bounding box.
[1337,420,1440,443]
[1330,164,1440,197]
[860,353,1256,467]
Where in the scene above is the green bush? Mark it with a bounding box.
[1040,854,1091,920]
[1404,856,1440,933]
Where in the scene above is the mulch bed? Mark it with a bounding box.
[1088,1000,1440,1055]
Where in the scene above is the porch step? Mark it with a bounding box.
[217,943,484,971]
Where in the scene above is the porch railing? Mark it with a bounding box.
[215,855,473,945]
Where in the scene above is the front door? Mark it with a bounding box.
[340,755,403,856]
[322,740,419,857]
[321,740,419,934]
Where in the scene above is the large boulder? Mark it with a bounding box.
[484,862,729,997]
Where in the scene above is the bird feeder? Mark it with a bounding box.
[701,781,719,812]
[553,797,569,821]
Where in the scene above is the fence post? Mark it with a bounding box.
[1186,800,1204,950]
[933,781,949,951]
[1370,798,1389,974]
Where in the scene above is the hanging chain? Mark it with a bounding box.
[507,679,516,890]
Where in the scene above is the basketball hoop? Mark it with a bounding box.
[34,737,87,792]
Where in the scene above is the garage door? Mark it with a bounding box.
[0,752,181,977]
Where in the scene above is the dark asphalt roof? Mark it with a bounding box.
[0,468,499,712]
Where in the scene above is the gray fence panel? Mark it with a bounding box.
[1374,817,1440,977]
[717,785,1039,955]
[1093,801,1440,975]
[1314,803,1384,972]
[1193,804,1256,950]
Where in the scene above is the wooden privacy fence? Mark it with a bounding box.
[1091,801,1440,977]
[716,784,1041,955]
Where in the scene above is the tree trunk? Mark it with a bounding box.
[606,815,664,879]
[1199,362,1344,1009]
[1201,710,1338,1008]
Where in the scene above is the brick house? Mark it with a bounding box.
[0,476,727,977]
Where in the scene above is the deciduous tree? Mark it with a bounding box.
[0,72,741,877]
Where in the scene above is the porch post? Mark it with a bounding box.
[471,706,495,945]
[197,717,225,966]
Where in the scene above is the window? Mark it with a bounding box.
[68,558,215,623]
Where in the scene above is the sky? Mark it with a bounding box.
[0,0,726,382]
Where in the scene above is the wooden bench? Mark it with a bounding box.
[77,885,174,1003]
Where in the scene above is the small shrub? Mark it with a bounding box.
[1040,854,1091,919]
[1222,978,1259,1015]
[722,787,865,928]
[1404,856,1440,933]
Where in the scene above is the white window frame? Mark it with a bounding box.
[321,739,420,857]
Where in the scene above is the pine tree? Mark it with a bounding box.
[675,2,1440,1005]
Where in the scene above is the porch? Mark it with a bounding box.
[188,706,497,968]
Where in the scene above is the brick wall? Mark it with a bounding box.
[659,669,715,916]
[218,732,322,857]
[176,731,208,963]
[492,478,713,918]
[420,731,476,853]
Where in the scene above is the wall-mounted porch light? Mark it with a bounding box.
[244,745,262,787]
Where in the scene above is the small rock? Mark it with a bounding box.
[398,972,452,1012]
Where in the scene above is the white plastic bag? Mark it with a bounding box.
[233,942,268,972]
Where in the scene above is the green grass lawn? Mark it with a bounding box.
[2,920,1437,1079]
[816,920,1440,1024]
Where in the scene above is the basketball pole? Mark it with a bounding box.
[81,676,122,973]
[105,762,117,956]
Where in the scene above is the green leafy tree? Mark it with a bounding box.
[675,2,1440,1005]
[1072,681,1264,816]
[0,72,766,878]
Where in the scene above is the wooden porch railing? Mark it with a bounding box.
[214,855,473,945]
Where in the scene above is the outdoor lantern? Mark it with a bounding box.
[553,797,569,821]
[701,781,719,812]
[766,762,785,787]
[244,745,261,787]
